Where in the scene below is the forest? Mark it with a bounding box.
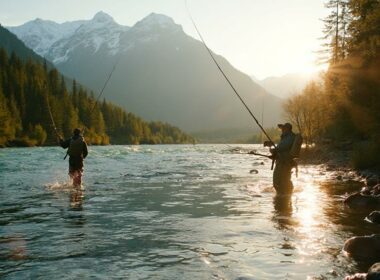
[0,48,195,147]
[284,0,380,168]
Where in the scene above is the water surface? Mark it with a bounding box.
[0,145,376,279]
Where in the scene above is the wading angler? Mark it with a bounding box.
[59,128,88,187]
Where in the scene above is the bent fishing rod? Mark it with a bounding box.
[185,0,276,148]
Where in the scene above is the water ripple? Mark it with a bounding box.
[0,145,375,279]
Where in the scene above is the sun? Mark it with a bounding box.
[291,58,328,76]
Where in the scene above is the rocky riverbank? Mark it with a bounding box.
[299,144,380,279]
[299,144,379,184]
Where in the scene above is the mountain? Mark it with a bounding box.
[7,18,85,57]
[255,73,316,99]
[8,12,283,137]
[0,24,50,64]
[0,25,194,146]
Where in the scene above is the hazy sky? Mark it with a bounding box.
[0,0,328,79]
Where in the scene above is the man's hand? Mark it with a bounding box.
[263,141,272,147]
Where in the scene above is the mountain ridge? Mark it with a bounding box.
[8,12,283,138]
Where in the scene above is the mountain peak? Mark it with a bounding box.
[145,13,175,23]
[134,13,177,29]
[92,11,114,23]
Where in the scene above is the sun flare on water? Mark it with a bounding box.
[293,171,325,258]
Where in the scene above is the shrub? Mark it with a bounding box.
[352,140,380,169]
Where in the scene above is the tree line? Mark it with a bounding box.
[284,0,380,168]
[0,48,195,147]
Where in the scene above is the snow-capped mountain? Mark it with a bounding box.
[7,12,283,137]
[46,11,129,64]
[8,18,85,57]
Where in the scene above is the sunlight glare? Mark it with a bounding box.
[293,172,325,257]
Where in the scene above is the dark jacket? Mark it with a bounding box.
[275,131,295,161]
[60,135,88,170]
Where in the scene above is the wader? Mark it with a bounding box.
[68,137,85,187]
[273,159,294,195]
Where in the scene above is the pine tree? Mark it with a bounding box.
[320,0,350,64]
[0,47,195,146]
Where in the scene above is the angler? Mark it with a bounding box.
[186,1,302,194]
[265,123,303,195]
[59,128,88,187]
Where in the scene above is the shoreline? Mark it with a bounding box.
[299,144,380,279]
[299,144,379,186]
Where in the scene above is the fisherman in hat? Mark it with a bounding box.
[266,123,297,195]
[59,128,88,187]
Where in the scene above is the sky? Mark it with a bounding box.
[0,0,329,79]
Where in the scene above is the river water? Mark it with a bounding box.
[0,145,377,279]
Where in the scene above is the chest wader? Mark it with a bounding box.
[273,134,303,194]
[67,137,85,175]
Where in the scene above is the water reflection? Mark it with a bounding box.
[272,195,293,230]
[0,235,28,261]
[69,186,84,211]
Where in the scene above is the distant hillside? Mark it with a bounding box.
[8,12,283,138]
[0,45,194,146]
[255,73,317,99]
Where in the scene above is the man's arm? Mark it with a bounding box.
[82,141,88,158]
[59,138,71,149]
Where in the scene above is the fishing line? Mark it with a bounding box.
[44,83,61,138]
[89,62,118,115]
[185,0,276,147]
[82,60,118,137]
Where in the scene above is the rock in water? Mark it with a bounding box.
[372,184,380,195]
[367,211,380,224]
[343,234,380,260]
[345,262,380,279]
[367,177,379,187]
[367,263,380,280]
[344,273,367,280]
[344,192,379,208]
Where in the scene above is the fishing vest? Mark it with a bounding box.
[289,134,303,159]
[68,137,84,157]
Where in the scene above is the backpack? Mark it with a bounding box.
[289,134,303,159]
[68,137,84,157]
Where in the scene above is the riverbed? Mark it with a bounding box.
[0,145,376,279]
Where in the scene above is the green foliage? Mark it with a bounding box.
[29,124,47,146]
[0,89,15,146]
[0,49,195,147]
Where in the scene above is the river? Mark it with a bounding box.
[0,145,377,279]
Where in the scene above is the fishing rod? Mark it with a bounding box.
[89,63,118,115]
[185,0,276,147]
[78,61,118,138]
[44,83,61,139]
[248,151,272,159]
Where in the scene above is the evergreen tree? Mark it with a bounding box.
[321,0,350,64]
[0,47,195,147]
